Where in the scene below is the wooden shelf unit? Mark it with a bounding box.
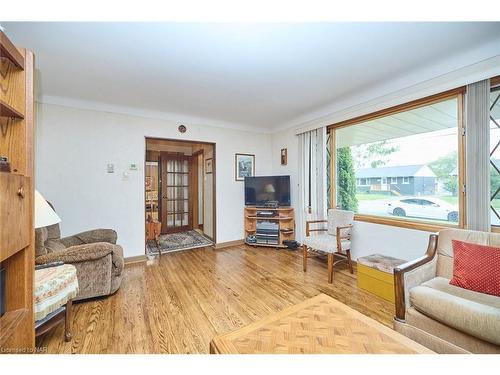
[244,206,295,248]
[0,32,24,69]
[0,100,25,119]
[0,31,35,353]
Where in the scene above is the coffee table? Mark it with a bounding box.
[210,293,433,354]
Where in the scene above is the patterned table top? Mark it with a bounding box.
[210,294,433,354]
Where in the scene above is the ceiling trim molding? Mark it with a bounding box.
[277,54,500,135]
[36,95,273,135]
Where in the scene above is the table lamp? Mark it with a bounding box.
[34,190,61,228]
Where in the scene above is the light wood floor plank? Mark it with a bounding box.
[36,245,394,354]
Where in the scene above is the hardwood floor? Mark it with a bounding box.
[36,245,395,354]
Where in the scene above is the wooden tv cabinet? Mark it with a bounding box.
[244,206,295,248]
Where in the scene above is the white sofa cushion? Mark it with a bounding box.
[303,234,351,253]
[410,277,500,345]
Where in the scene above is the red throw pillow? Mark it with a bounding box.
[449,239,500,297]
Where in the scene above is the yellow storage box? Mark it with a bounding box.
[357,254,406,303]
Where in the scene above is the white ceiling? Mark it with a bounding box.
[3,22,500,131]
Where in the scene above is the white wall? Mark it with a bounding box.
[35,103,272,258]
[271,127,432,262]
[271,127,300,213]
[349,221,431,261]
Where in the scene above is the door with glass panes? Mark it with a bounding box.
[159,153,193,234]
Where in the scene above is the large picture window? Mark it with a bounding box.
[328,91,465,230]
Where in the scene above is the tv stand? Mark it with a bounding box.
[244,206,295,248]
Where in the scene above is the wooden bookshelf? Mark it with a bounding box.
[0,100,25,119]
[0,32,24,69]
[244,206,295,248]
[0,31,35,353]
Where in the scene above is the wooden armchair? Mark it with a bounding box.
[302,209,354,283]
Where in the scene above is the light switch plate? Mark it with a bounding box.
[129,163,138,170]
[107,163,114,173]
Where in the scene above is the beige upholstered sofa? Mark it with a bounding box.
[393,229,500,354]
[35,222,124,301]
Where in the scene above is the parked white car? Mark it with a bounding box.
[387,197,459,222]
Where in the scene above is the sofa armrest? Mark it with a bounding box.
[394,234,438,321]
[60,229,118,247]
[111,244,124,276]
[35,242,115,265]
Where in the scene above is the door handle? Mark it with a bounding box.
[17,186,25,199]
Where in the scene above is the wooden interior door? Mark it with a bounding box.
[160,153,193,234]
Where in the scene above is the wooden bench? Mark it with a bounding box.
[357,253,406,302]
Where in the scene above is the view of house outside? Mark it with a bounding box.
[346,127,461,225]
[333,97,462,225]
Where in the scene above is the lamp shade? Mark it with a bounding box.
[264,183,275,193]
[34,190,61,229]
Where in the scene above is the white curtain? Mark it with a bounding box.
[297,127,328,242]
[466,79,491,231]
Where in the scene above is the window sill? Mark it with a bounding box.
[354,214,461,232]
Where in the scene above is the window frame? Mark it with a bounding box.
[327,87,467,232]
[390,177,397,184]
[490,76,500,233]
[402,177,410,184]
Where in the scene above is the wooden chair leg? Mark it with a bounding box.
[327,253,333,283]
[302,245,308,272]
[64,300,73,342]
[346,250,354,274]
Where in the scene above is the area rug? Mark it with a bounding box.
[146,230,213,255]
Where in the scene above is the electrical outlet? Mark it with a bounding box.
[107,164,114,173]
[129,163,138,171]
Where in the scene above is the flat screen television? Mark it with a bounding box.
[244,175,291,207]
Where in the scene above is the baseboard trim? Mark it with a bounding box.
[214,239,245,249]
[124,255,148,265]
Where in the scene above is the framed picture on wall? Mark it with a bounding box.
[281,148,287,165]
[235,153,255,181]
[205,158,213,174]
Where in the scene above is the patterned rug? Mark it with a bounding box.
[146,230,213,255]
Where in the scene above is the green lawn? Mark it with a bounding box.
[436,196,458,205]
[355,193,392,201]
